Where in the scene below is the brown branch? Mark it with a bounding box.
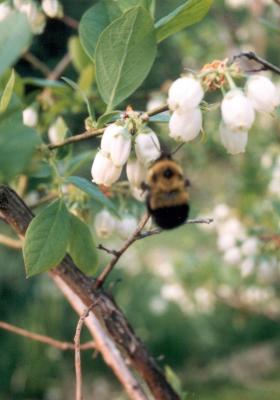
[0,321,95,351]
[233,52,280,75]
[47,104,170,150]
[28,193,57,209]
[23,51,51,77]
[0,185,179,400]
[61,15,79,30]
[0,234,22,249]
[95,214,150,289]
[273,0,280,7]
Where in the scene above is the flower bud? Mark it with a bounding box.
[19,2,46,34]
[126,159,146,188]
[0,2,12,21]
[246,75,280,113]
[219,123,248,155]
[241,237,258,256]
[94,209,115,238]
[223,246,242,265]
[42,0,63,18]
[221,89,255,131]
[91,151,122,187]
[168,76,204,112]
[117,216,138,240]
[135,129,161,166]
[48,117,67,144]
[23,106,38,127]
[169,108,202,142]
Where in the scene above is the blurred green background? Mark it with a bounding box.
[0,0,280,399]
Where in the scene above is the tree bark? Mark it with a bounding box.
[0,185,180,400]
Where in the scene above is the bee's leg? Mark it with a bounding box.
[185,178,191,187]
[140,182,150,191]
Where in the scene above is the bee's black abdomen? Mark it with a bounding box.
[149,203,190,229]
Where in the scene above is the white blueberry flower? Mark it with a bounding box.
[213,203,230,221]
[0,2,12,21]
[219,123,248,155]
[217,217,246,239]
[221,89,255,131]
[135,129,161,165]
[223,246,242,265]
[225,0,247,9]
[126,159,146,188]
[94,209,116,238]
[48,117,67,144]
[117,216,138,240]
[18,1,46,34]
[169,108,202,142]
[91,151,122,187]
[246,75,280,113]
[217,234,236,252]
[101,123,131,167]
[241,237,259,256]
[240,257,255,277]
[168,76,204,112]
[42,0,63,18]
[23,106,38,127]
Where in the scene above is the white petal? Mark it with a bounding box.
[221,88,255,131]
[117,216,138,240]
[126,159,147,188]
[94,210,116,238]
[169,108,202,142]
[91,151,122,186]
[168,76,204,112]
[219,123,248,154]
[110,132,131,167]
[246,75,280,113]
[135,130,161,165]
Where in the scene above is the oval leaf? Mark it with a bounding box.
[95,6,157,109]
[155,0,213,43]
[23,200,70,277]
[79,0,121,60]
[0,70,15,113]
[0,11,32,76]
[65,176,119,216]
[68,214,98,275]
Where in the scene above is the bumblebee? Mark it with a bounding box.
[142,155,190,229]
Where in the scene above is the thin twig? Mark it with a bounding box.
[47,104,170,150]
[0,234,22,249]
[273,0,280,6]
[47,53,72,81]
[97,244,119,256]
[95,214,150,288]
[23,51,51,77]
[233,52,280,75]
[74,304,96,400]
[0,321,96,351]
[137,217,214,239]
[28,193,57,209]
[61,15,79,30]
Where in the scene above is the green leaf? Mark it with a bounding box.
[0,70,15,113]
[0,11,32,76]
[64,151,93,176]
[118,0,153,12]
[22,77,66,88]
[165,366,182,396]
[68,214,98,275]
[79,0,122,60]
[77,64,95,94]
[95,6,157,110]
[0,103,40,182]
[66,176,119,215]
[155,0,213,43]
[149,112,170,123]
[96,110,122,128]
[68,36,91,72]
[23,200,70,277]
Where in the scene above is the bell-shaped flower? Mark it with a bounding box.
[219,123,248,155]
[94,209,116,239]
[135,129,161,166]
[126,159,146,188]
[168,76,204,112]
[23,107,38,127]
[0,2,12,21]
[221,88,255,131]
[42,0,63,18]
[169,108,202,142]
[48,117,67,144]
[91,151,122,187]
[101,123,131,167]
[246,75,280,113]
[117,216,138,240]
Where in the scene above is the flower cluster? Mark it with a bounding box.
[0,1,63,34]
[94,209,138,241]
[91,121,160,189]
